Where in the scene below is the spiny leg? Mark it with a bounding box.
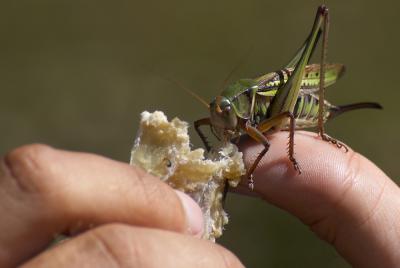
[194,118,212,152]
[316,6,348,152]
[317,6,329,135]
[245,112,300,189]
[258,111,301,173]
[244,123,271,190]
[286,113,301,174]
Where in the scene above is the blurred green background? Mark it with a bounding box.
[0,0,398,267]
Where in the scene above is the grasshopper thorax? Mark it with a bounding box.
[209,96,238,139]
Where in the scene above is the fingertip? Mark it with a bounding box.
[237,131,358,221]
[239,131,352,185]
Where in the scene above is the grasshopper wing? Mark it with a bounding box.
[268,7,325,117]
[300,63,345,93]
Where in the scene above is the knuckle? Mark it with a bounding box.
[4,144,54,193]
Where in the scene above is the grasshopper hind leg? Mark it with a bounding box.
[245,111,301,189]
[315,6,349,152]
[320,132,349,152]
[255,111,302,175]
[285,112,302,173]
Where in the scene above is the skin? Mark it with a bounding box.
[0,132,398,267]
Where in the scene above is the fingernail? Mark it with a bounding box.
[175,190,204,236]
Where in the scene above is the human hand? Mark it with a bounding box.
[236,131,399,268]
[0,144,244,268]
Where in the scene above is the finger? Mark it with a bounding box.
[0,144,203,267]
[238,131,400,267]
[21,224,244,268]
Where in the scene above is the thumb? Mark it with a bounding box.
[237,131,400,268]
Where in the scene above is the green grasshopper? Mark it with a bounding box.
[194,5,382,189]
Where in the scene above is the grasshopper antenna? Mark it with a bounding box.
[164,76,210,109]
[145,66,210,109]
[218,46,254,93]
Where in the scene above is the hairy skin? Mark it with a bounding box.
[0,132,398,267]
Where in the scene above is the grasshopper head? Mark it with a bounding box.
[209,96,238,138]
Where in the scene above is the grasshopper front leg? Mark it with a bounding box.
[194,118,212,152]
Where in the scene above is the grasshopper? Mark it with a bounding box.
[194,5,382,189]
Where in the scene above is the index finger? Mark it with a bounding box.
[0,144,203,267]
